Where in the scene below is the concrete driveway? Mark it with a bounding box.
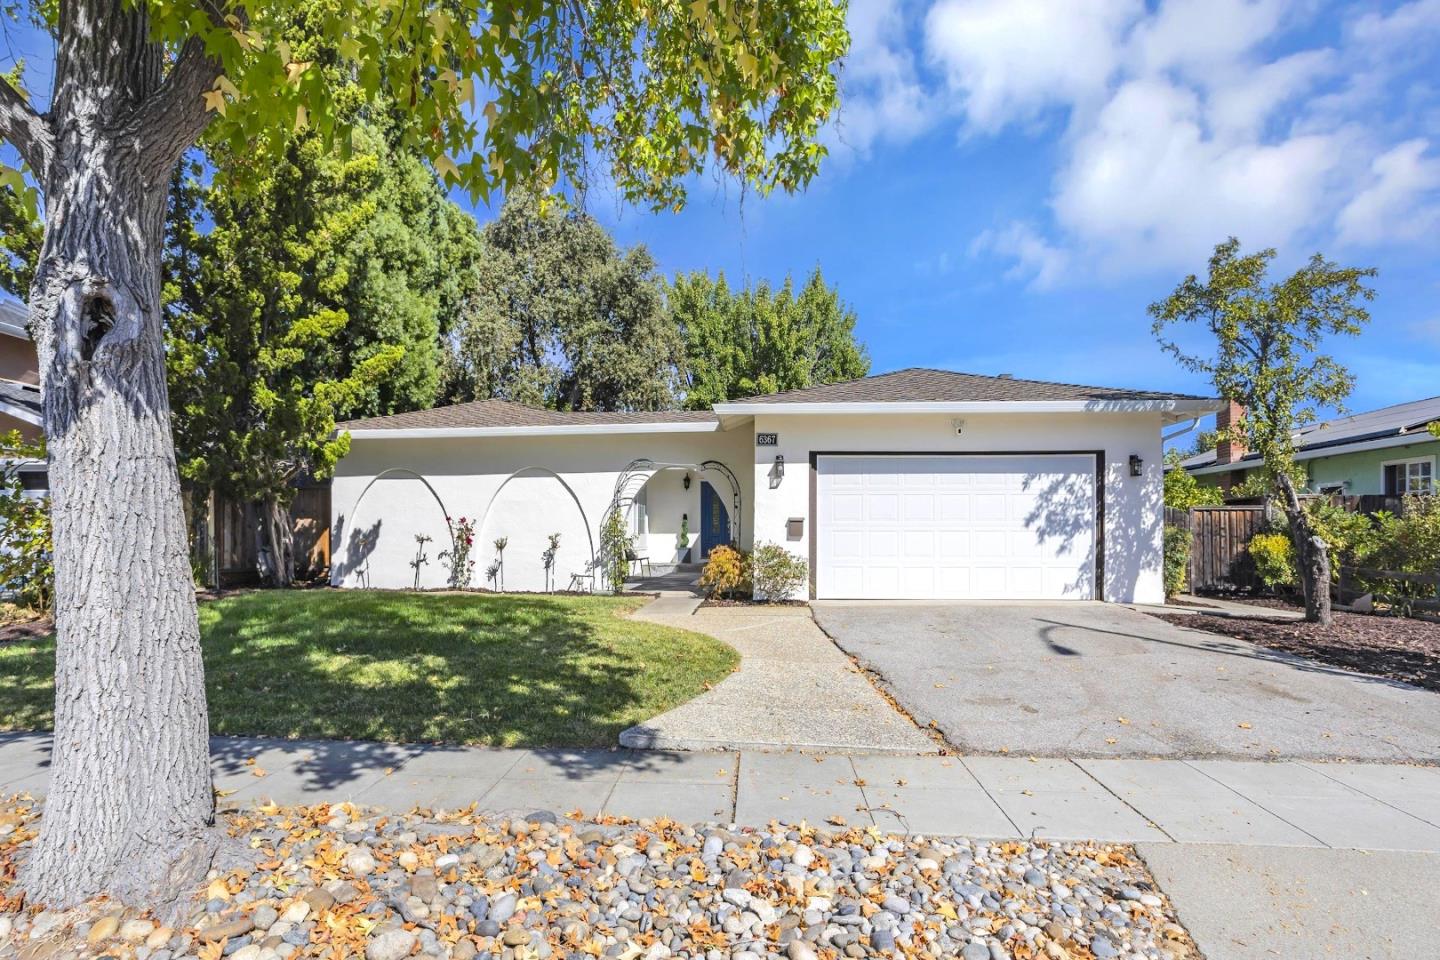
[812,602,1440,761]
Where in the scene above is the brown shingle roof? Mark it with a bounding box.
[338,398,717,431]
[723,368,1211,404]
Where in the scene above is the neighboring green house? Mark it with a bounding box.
[1181,397,1440,496]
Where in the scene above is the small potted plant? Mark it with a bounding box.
[677,513,692,564]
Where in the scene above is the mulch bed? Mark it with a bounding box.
[699,596,808,608]
[1153,609,1440,692]
[0,617,51,645]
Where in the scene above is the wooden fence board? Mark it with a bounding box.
[1166,505,1266,593]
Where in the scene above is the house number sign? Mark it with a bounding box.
[756,433,778,446]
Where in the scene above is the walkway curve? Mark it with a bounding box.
[619,595,937,755]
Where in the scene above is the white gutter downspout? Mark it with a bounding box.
[1162,417,1201,444]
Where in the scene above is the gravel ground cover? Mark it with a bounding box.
[1153,608,1440,692]
[0,794,1197,960]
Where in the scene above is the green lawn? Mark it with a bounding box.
[0,591,738,748]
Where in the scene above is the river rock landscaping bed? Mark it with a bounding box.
[1153,608,1440,692]
[0,794,1196,960]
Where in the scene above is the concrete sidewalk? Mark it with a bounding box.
[3,732,1438,851]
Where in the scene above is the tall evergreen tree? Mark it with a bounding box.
[672,266,869,408]
[165,120,478,584]
[444,190,681,411]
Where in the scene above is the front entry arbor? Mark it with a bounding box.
[602,459,741,589]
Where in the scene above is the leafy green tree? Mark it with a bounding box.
[1162,453,1224,509]
[1152,238,1375,625]
[672,267,869,408]
[0,0,846,908]
[0,181,40,301]
[445,190,681,411]
[165,123,460,585]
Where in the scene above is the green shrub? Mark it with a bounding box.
[0,431,52,614]
[1305,500,1381,566]
[1360,496,1440,611]
[699,544,746,598]
[1249,531,1297,589]
[598,507,633,594]
[1163,467,1224,509]
[1162,525,1192,598]
[749,542,808,602]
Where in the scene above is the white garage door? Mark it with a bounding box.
[816,454,1097,600]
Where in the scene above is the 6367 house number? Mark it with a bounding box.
[756,433,778,446]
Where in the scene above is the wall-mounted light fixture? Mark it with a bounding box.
[1129,454,1143,477]
[682,472,691,490]
[774,455,785,479]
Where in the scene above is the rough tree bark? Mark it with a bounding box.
[1276,471,1332,626]
[259,497,296,587]
[3,0,223,908]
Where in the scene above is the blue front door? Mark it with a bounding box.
[699,480,730,560]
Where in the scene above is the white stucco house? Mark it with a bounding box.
[330,368,1219,603]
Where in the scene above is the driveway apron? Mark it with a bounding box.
[813,601,1440,761]
[621,600,936,754]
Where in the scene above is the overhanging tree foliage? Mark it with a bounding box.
[0,0,846,909]
[1152,237,1376,625]
[444,189,680,411]
[670,267,869,408]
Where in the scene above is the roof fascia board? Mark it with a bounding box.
[1185,430,1440,476]
[344,420,721,440]
[0,399,41,425]
[713,399,1222,416]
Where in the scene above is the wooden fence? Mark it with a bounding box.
[1338,565,1440,616]
[212,484,331,587]
[1165,505,1267,593]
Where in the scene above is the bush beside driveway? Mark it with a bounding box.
[812,602,1440,762]
[0,590,739,748]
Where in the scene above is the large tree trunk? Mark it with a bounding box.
[17,0,220,910]
[259,497,296,587]
[1276,471,1332,626]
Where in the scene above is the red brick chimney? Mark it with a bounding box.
[1216,399,1247,465]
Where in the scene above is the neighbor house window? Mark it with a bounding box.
[1382,458,1434,495]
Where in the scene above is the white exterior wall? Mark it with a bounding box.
[748,412,1165,604]
[331,427,752,592]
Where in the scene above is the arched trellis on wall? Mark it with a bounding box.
[600,459,742,589]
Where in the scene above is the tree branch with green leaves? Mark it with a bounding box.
[1151,237,1376,624]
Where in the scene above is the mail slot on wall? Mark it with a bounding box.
[786,517,805,540]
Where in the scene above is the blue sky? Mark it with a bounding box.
[4,0,1438,429]
[510,0,1440,425]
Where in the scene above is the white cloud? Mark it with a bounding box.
[1052,78,1346,269]
[1128,0,1292,77]
[969,221,1069,289]
[923,0,1139,132]
[1408,316,1440,347]
[914,0,1440,283]
[829,0,935,157]
[1336,139,1440,246]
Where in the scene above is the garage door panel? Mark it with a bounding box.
[938,494,970,520]
[902,530,934,558]
[831,530,863,560]
[868,530,898,557]
[868,494,899,521]
[866,566,900,596]
[831,493,864,521]
[902,493,934,520]
[973,494,1008,521]
[817,454,1095,600]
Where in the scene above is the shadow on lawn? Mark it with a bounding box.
[201,590,730,756]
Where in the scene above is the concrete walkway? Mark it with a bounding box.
[3,732,1437,852]
[619,598,936,754]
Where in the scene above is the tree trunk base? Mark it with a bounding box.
[21,818,221,921]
